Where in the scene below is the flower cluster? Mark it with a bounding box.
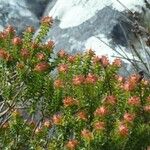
[0,17,150,150]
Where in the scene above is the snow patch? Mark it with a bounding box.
[49,0,144,29]
[85,34,138,63]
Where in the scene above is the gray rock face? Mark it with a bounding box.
[0,0,39,34]
[46,6,131,54]
[25,0,50,18]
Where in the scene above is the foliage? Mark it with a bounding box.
[0,16,150,150]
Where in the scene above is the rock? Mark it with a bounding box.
[0,0,39,34]
[25,0,50,18]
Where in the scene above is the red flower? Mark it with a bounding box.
[58,64,68,73]
[67,55,76,63]
[129,74,140,84]
[34,62,50,72]
[123,113,135,123]
[54,79,64,88]
[92,56,101,64]
[72,75,85,86]
[63,97,78,107]
[12,37,22,45]
[81,129,93,141]
[66,139,78,150]
[100,56,109,67]
[76,111,87,121]
[128,96,140,106]
[112,58,122,67]
[5,25,15,35]
[144,105,150,112]
[52,114,62,125]
[85,73,98,84]
[20,49,30,59]
[0,32,7,39]
[31,42,38,49]
[116,75,125,83]
[0,49,12,61]
[43,119,51,128]
[123,81,136,91]
[118,124,129,137]
[36,53,46,61]
[46,40,55,49]
[93,121,105,131]
[40,16,53,26]
[57,49,68,58]
[105,95,117,105]
[94,106,108,117]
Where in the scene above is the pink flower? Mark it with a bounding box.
[0,49,12,61]
[123,113,135,123]
[20,49,30,59]
[47,40,55,48]
[144,106,150,112]
[85,73,98,84]
[123,81,136,91]
[116,75,125,83]
[72,75,85,86]
[63,97,78,107]
[40,16,53,26]
[57,49,68,58]
[105,95,117,105]
[36,53,46,61]
[94,106,108,117]
[5,25,15,35]
[128,96,140,106]
[67,55,76,63]
[58,64,68,73]
[129,74,140,84]
[34,62,50,72]
[81,129,93,141]
[54,79,64,88]
[76,111,87,121]
[52,114,62,125]
[12,37,22,45]
[118,124,129,137]
[66,139,78,150]
[93,121,105,131]
[112,58,122,67]
[100,56,109,67]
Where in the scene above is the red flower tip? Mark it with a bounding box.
[94,106,108,117]
[58,64,68,73]
[63,97,78,107]
[72,75,85,86]
[128,96,140,106]
[12,37,22,45]
[81,129,93,141]
[66,139,78,150]
[34,62,50,72]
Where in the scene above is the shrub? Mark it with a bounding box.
[0,16,150,150]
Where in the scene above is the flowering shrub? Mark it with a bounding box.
[0,17,150,150]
